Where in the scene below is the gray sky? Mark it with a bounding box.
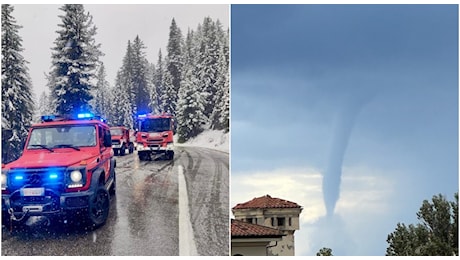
[11,4,229,102]
[231,4,458,256]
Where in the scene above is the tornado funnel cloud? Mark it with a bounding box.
[323,99,365,217]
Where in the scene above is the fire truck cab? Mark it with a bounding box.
[135,113,175,161]
[1,113,116,229]
[110,126,135,156]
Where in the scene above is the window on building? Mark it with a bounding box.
[277,217,285,227]
[289,217,292,226]
[271,217,275,226]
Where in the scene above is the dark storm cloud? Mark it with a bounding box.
[232,4,457,75]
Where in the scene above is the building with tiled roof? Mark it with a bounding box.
[231,195,303,256]
[231,219,285,256]
[233,194,301,209]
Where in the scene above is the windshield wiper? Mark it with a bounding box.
[53,144,81,151]
[29,144,54,152]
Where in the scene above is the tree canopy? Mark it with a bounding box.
[386,193,458,256]
[1,4,35,163]
[316,247,333,256]
[48,4,102,115]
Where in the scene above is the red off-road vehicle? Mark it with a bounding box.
[1,113,116,229]
[110,126,134,156]
[135,113,175,161]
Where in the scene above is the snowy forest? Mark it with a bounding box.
[1,4,229,163]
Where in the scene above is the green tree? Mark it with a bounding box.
[163,18,184,115]
[48,4,102,114]
[1,4,35,163]
[176,29,205,143]
[151,49,165,114]
[209,21,229,132]
[386,193,458,256]
[93,63,110,119]
[316,247,333,256]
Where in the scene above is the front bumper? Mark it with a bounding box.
[136,143,173,153]
[112,142,123,149]
[2,187,94,219]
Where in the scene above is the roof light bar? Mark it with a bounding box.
[77,113,94,119]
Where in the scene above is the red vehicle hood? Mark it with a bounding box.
[5,149,99,169]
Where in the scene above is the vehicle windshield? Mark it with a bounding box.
[110,128,123,136]
[27,125,96,149]
[140,118,171,132]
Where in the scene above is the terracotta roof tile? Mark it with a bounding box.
[231,219,284,238]
[232,194,301,210]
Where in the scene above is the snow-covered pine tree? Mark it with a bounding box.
[131,35,151,117]
[110,70,133,128]
[153,49,165,113]
[1,4,35,163]
[177,28,206,143]
[92,63,110,119]
[110,40,135,128]
[163,18,184,116]
[196,17,220,124]
[148,63,158,113]
[37,91,53,118]
[209,20,229,131]
[48,4,102,115]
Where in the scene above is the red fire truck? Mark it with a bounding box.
[1,113,116,229]
[110,126,135,156]
[135,113,175,161]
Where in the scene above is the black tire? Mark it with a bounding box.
[129,143,134,154]
[109,172,116,196]
[138,153,145,161]
[120,144,126,156]
[87,186,110,228]
[167,151,174,160]
[138,152,149,161]
[114,149,119,156]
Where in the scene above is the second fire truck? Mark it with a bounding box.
[135,113,176,161]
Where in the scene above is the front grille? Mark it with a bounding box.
[8,168,66,191]
[147,138,163,143]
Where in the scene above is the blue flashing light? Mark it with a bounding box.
[77,113,94,119]
[138,114,147,118]
[14,175,24,181]
[49,173,58,180]
[41,115,57,122]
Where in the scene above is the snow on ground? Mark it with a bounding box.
[175,129,229,153]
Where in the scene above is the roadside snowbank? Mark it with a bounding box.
[175,129,229,153]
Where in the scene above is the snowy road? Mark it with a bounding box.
[1,146,229,256]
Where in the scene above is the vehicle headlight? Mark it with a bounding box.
[70,170,82,182]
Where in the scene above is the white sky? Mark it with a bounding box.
[11,4,229,102]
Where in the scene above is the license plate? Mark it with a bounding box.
[23,205,43,212]
[21,187,44,196]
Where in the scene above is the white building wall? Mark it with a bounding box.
[232,241,271,256]
[267,232,295,256]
